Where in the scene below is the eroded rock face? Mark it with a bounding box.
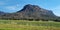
[0,4,57,20]
[17,4,56,19]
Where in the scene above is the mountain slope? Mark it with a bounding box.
[0,4,57,20]
[16,4,57,20]
[0,11,5,15]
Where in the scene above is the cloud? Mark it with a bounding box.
[0,0,10,6]
[52,5,60,16]
[0,2,5,5]
[5,4,21,11]
[53,6,60,10]
[5,6,17,10]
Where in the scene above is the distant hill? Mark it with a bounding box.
[0,4,58,21]
[0,11,5,15]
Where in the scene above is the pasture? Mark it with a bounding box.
[0,20,60,30]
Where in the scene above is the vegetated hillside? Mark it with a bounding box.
[0,11,6,18]
[0,4,59,21]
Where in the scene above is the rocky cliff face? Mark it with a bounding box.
[0,4,57,20]
[16,4,56,20]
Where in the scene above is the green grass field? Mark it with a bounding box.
[0,20,60,30]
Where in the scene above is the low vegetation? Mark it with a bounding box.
[0,20,60,30]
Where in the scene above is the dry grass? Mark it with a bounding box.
[0,20,60,30]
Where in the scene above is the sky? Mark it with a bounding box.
[0,0,60,16]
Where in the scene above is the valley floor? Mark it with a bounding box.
[0,20,60,30]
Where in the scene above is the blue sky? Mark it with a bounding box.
[0,0,60,16]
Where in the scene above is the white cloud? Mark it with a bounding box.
[6,6,17,10]
[0,2,5,5]
[0,0,12,6]
[53,5,60,10]
[5,4,21,11]
[52,5,60,16]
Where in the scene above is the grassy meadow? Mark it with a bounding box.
[0,20,60,30]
